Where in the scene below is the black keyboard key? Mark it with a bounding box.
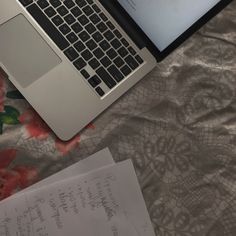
[97,22,108,33]
[85,23,96,34]
[111,39,122,49]
[74,41,86,52]
[88,75,101,88]
[92,32,103,43]
[64,47,79,61]
[81,49,93,61]
[95,87,105,97]
[45,7,57,17]
[37,0,49,9]
[52,15,63,26]
[78,30,90,42]
[114,29,122,39]
[86,0,93,4]
[64,0,75,9]
[75,0,87,8]
[99,13,108,22]
[78,15,89,25]
[92,4,101,13]
[86,39,97,50]
[59,23,71,35]
[19,0,33,7]
[107,48,117,60]
[121,65,131,76]
[128,46,136,56]
[90,13,101,24]
[89,58,100,69]
[73,58,86,70]
[80,69,90,79]
[50,0,61,8]
[93,48,104,59]
[57,5,69,16]
[107,21,115,30]
[66,32,78,43]
[135,55,144,64]
[118,47,128,57]
[104,30,115,41]
[125,55,139,70]
[83,5,94,16]
[27,4,69,50]
[96,67,116,89]
[64,14,76,25]
[99,40,110,51]
[114,57,125,68]
[121,38,129,47]
[108,65,124,82]
[71,7,82,17]
[71,22,83,33]
[100,56,112,67]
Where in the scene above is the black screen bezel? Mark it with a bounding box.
[110,0,233,62]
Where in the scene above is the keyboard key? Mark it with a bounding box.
[37,0,49,9]
[57,5,69,16]
[95,87,105,97]
[86,39,97,50]
[92,4,101,13]
[64,47,79,61]
[75,0,87,8]
[66,32,78,43]
[96,67,117,89]
[99,12,108,22]
[86,0,93,4]
[45,6,56,17]
[90,13,101,24]
[104,30,115,41]
[88,75,101,88]
[111,39,122,49]
[118,47,128,57]
[64,0,75,9]
[100,56,112,67]
[59,23,71,35]
[27,4,69,50]
[89,58,100,69]
[97,22,108,33]
[64,14,76,25]
[135,55,144,64]
[108,65,124,82]
[71,22,83,33]
[80,69,90,79]
[107,48,117,60]
[114,29,122,39]
[92,32,103,43]
[114,57,125,68]
[78,30,90,42]
[74,41,86,52]
[81,49,93,61]
[85,23,96,34]
[93,48,104,59]
[125,55,139,70]
[128,46,136,56]
[121,38,129,47]
[19,0,33,7]
[107,21,115,30]
[71,6,82,17]
[52,15,63,26]
[99,40,110,51]
[83,5,94,16]
[121,65,131,76]
[73,58,86,70]
[78,15,89,25]
[49,0,61,8]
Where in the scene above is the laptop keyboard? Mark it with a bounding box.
[18,0,144,97]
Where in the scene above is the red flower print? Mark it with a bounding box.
[19,108,51,139]
[0,73,6,112]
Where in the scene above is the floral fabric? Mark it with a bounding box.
[0,2,236,235]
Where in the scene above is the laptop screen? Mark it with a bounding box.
[117,0,221,51]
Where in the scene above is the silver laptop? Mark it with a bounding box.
[0,0,232,140]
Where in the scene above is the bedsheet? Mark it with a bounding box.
[0,2,236,235]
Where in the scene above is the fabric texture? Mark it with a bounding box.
[0,2,236,235]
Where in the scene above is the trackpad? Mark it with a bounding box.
[0,14,61,87]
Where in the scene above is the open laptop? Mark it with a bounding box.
[0,0,232,140]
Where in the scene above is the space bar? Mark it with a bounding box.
[27,4,69,50]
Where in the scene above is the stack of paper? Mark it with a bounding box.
[0,148,155,236]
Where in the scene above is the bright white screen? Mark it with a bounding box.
[117,0,221,51]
